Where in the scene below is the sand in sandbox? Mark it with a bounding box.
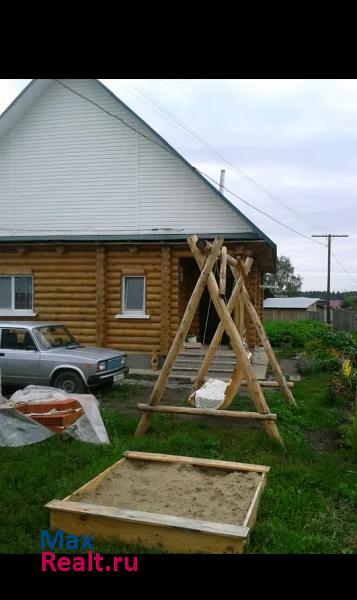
[78,460,261,525]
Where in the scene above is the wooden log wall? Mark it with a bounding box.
[0,242,267,356]
[105,246,163,353]
[0,245,97,344]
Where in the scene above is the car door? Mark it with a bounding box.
[0,327,40,386]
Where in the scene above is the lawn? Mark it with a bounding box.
[0,372,356,554]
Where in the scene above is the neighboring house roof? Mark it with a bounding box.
[0,79,276,270]
[329,300,343,309]
[263,297,322,309]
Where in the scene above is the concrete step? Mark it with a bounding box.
[178,349,236,357]
[172,365,234,374]
[175,357,237,367]
[171,364,268,380]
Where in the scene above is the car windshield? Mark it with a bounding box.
[34,325,79,349]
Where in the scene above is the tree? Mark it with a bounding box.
[342,293,357,310]
[264,255,303,296]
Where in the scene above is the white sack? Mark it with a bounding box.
[0,386,110,447]
[194,378,229,410]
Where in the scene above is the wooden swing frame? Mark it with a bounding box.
[136,236,297,446]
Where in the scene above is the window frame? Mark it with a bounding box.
[0,275,36,316]
[0,327,39,351]
[116,275,150,320]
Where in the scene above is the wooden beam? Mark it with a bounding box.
[238,279,297,407]
[189,239,284,445]
[124,451,270,473]
[197,238,238,267]
[221,366,245,409]
[47,498,251,553]
[219,246,227,297]
[160,246,171,355]
[188,257,253,394]
[236,257,255,303]
[95,246,106,346]
[138,403,277,421]
[135,236,224,436]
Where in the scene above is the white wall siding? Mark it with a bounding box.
[0,79,255,237]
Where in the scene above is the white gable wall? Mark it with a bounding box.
[0,79,255,237]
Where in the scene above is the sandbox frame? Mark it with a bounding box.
[45,451,269,554]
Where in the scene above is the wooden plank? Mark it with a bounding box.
[243,472,267,528]
[242,380,294,388]
[138,403,277,420]
[135,236,224,436]
[47,503,247,553]
[46,499,250,539]
[219,246,227,297]
[124,451,270,473]
[138,403,277,421]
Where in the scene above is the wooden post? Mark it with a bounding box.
[189,257,253,394]
[96,246,106,347]
[220,365,244,409]
[238,278,297,407]
[160,246,171,355]
[135,237,224,436]
[219,246,227,297]
[189,239,284,445]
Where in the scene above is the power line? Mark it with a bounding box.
[54,79,181,161]
[199,170,327,247]
[331,252,357,287]
[54,79,327,249]
[128,79,320,231]
[311,234,349,323]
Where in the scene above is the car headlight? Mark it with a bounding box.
[121,355,126,364]
[97,360,107,372]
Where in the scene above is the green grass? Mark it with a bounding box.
[0,373,356,554]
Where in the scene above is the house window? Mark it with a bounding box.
[116,275,150,319]
[0,276,35,315]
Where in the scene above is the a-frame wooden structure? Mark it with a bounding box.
[136,236,297,446]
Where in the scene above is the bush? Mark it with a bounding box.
[264,320,331,349]
[265,321,357,374]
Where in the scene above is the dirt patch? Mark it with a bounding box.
[304,428,339,452]
[78,459,261,526]
[269,357,300,381]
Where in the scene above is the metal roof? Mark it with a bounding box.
[263,297,323,309]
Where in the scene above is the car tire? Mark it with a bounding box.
[52,370,87,394]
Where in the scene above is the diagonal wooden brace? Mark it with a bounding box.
[135,236,224,436]
[236,271,297,408]
[188,238,284,445]
[188,256,253,396]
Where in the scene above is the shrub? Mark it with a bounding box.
[264,320,331,349]
[265,321,357,374]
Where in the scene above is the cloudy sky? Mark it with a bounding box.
[0,78,356,292]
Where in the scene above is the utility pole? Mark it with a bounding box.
[311,234,349,324]
[219,170,226,193]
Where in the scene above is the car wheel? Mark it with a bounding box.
[52,370,87,394]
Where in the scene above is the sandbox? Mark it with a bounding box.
[46,451,269,553]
